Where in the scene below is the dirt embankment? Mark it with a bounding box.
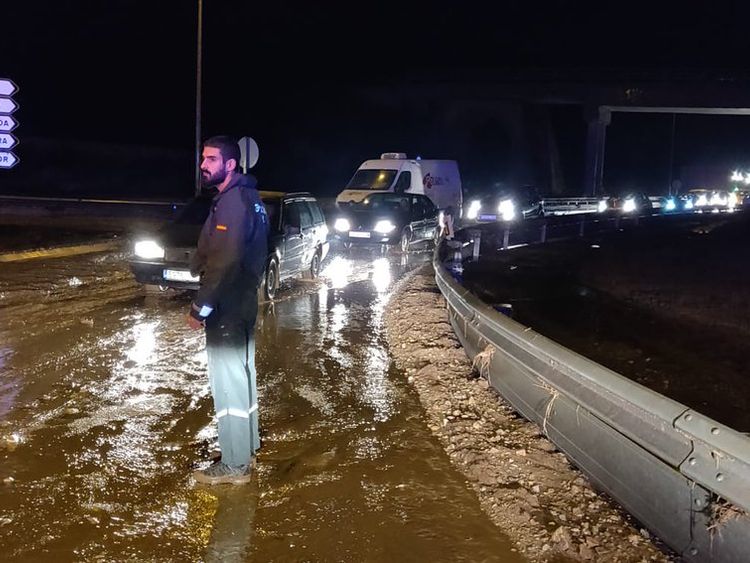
[384,265,670,562]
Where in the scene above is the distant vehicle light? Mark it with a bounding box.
[597,199,608,213]
[710,192,727,207]
[622,198,637,213]
[334,218,351,232]
[731,170,744,182]
[373,220,396,234]
[134,240,165,259]
[696,194,708,207]
[665,198,676,211]
[498,199,516,221]
[467,200,481,220]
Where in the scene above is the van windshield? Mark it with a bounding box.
[345,169,398,191]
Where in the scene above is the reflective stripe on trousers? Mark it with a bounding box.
[206,319,260,467]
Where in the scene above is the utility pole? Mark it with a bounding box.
[667,113,676,196]
[194,0,203,196]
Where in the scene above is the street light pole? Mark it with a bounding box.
[194,0,203,196]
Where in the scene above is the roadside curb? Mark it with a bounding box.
[0,241,119,263]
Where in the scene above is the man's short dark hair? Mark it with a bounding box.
[204,135,241,170]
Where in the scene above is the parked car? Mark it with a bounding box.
[332,192,440,252]
[463,185,543,223]
[129,190,329,300]
[597,191,653,215]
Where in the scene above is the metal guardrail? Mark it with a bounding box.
[434,215,750,562]
[541,196,601,215]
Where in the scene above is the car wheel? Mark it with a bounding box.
[399,228,411,253]
[303,251,321,280]
[263,258,279,301]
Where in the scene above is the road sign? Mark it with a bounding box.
[0,115,17,132]
[239,136,259,172]
[0,134,17,150]
[0,152,18,169]
[0,98,18,114]
[0,79,17,97]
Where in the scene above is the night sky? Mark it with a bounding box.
[3,1,750,199]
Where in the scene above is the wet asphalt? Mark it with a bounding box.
[0,239,523,562]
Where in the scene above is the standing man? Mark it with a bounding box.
[188,135,269,485]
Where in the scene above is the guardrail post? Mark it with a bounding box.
[579,218,585,237]
[502,226,510,250]
[468,229,481,260]
[540,223,547,243]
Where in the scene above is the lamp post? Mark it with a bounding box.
[194,0,203,196]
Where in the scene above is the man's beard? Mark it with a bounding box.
[201,169,226,188]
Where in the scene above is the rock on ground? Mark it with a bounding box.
[384,264,672,563]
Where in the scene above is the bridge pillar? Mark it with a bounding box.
[583,107,611,197]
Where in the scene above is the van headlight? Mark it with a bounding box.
[334,218,351,232]
[498,199,516,221]
[134,240,165,259]
[467,200,481,220]
[373,220,396,234]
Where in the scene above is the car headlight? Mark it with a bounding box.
[134,240,165,259]
[467,200,481,220]
[373,220,396,234]
[665,198,676,211]
[684,199,694,210]
[334,218,351,232]
[696,194,708,207]
[498,199,516,221]
[622,198,636,213]
[597,199,608,213]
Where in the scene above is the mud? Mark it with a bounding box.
[384,265,671,562]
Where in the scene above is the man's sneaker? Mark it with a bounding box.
[193,461,252,485]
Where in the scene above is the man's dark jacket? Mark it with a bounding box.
[190,174,269,323]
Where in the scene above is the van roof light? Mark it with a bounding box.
[381,152,407,160]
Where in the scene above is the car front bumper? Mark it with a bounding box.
[129,260,200,291]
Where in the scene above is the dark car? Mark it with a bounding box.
[333,192,440,252]
[129,191,329,300]
[463,185,543,223]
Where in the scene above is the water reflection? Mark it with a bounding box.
[321,255,353,289]
[371,258,392,293]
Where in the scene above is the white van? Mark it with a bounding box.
[336,153,463,212]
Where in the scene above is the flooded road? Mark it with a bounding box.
[0,240,522,561]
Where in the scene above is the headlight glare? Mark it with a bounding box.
[134,240,165,259]
[334,218,351,232]
[622,198,636,213]
[373,220,396,234]
[467,200,481,220]
[498,199,516,221]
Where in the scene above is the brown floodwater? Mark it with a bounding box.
[0,240,524,562]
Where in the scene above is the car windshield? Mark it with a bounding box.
[175,195,281,227]
[175,197,212,225]
[352,193,410,212]
[345,169,398,191]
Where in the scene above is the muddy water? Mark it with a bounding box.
[0,241,522,562]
